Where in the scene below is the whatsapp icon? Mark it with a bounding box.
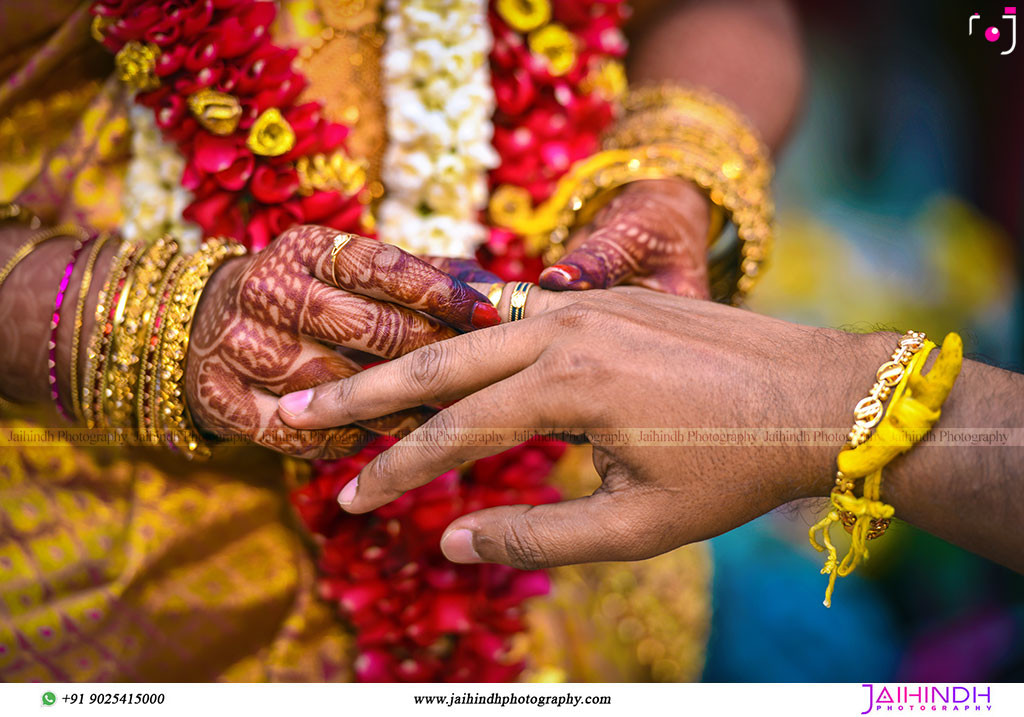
[42,691,56,706]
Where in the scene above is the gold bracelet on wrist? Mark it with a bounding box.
[103,236,180,431]
[151,238,245,459]
[94,241,146,431]
[810,331,964,607]
[833,330,927,539]
[608,86,774,303]
[843,331,928,451]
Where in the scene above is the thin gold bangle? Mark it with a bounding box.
[0,202,41,229]
[0,224,86,295]
[69,232,112,423]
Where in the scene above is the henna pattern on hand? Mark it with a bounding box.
[293,226,498,331]
[185,225,483,459]
[539,179,711,298]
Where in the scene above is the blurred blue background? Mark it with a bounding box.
[703,0,1024,682]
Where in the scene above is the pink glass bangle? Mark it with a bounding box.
[49,234,94,420]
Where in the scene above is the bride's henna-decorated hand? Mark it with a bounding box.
[538,178,713,298]
[186,225,501,459]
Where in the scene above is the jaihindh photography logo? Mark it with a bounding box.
[969,7,1017,54]
[860,684,993,713]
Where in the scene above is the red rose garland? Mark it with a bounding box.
[294,437,563,681]
[479,0,628,281]
[93,0,366,251]
[92,0,624,681]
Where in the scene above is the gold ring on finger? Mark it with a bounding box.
[508,281,533,322]
[329,233,355,285]
[486,282,504,308]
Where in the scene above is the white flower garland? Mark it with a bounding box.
[122,103,202,252]
[378,0,499,257]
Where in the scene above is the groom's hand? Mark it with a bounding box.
[277,284,887,567]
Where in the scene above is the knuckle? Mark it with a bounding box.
[279,224,318,259]
[539,344,600,384]
[373,241,404,269]
[413,411,469,465]
[363,447,390,484]
[423,410,458,453]
[404,343,449,398]
[550,304,592,330]
[323,380,355,424]
[549,294,612,328]
[503,516,550,570]
[365,447,409,501]
[238,271,267,309]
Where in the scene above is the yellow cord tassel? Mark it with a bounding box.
[810,333,963,607]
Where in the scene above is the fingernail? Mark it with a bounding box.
[338,477,358,507]
[279,388,313,415]
[540,264,586,289]
[441,528,481,563]
[470,301,501,328]
[544,264,580,282]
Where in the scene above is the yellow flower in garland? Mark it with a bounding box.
[583,59,627,100]
[488,184,534,227]
[496,0,551,33]
[187,90,242,136]
[296,152,368,196]
[528,24,577,77]
[115,42,161,92]
[247,108,295,157]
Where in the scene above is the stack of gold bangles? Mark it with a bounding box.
[1,202,243,457]
[487,85,775,305]
[81,235,245,458]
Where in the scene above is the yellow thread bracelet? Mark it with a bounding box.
[810,332,963,607]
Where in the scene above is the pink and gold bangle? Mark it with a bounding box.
[69,233,112,423]
[48,229,94,420]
